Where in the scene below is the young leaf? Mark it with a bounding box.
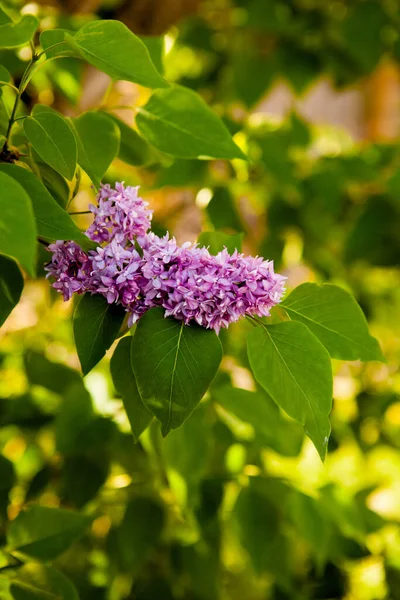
[73,293,126,375]
[247,321,332,460]
[69,111,120,188]
[105,113,158,166]
[23,109,77,180]
[66,20,168,88]
[8,563,79,600]
[7,505,92,560]
[110,337,152,442]
[0,171,36,277]
[136,84,246,160]
[0,15,39,49]
[131,308,223,435]
[197,231,243,254]
[0,164,92,250]
[282,282,385,362]
[0,255,23,328]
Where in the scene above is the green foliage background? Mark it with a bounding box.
[0,0,400,598]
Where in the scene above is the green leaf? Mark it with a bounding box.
[7,563,79,600]
[66,20,168,88]
[0,255,23,327]
[136,84,246,160]
[40,29,76,59]
[197,231,243,255]
[0,164,92,250]
[73,293,126,375]
[131,307,223,435]
[23,108,77,180]
[213,386,303,456]
[0,171,36,277]
[139,35,164,74]
[116,497,164,573]
[70,111,120,188]
[282,283,385,362]
[247,321,332,460]
[7,505,92,560]
[104,113,158,166]
[0,15,39,49]
[110,337,152,442]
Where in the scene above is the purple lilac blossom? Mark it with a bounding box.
[45,183,286,333]
[86,182,153,243]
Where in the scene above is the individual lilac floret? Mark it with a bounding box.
[86,182,153,244]
[45,240,91,301]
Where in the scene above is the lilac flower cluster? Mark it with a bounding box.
[46,183,286,333]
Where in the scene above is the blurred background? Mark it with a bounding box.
[1,0,400,598]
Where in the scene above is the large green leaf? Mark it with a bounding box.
[7,505,92,560]
[6,564,79,600]
[0,15,38,49]
[282,282,385,362]
[0,171,36,277]
[73,293,126,375]
[131,308,223,435]
[136,84,246,160]
[0,164,92,249]
[70,111,120,188]
[23,108,77,180]
[110,337,152,442]
[247,320,332,460]
[213,386,303,456]
[104,113,158,166]
[0,255,23,327]
[66,20,167,88]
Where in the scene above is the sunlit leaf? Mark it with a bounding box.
[66,20,168,88]
[0,164,91,249]
[247,321,332,460]
[136,84,246,160]
[0,15,38,49]
[70,111,120,188]
[23,108,77,180]
[0,171,36,277]
[282,283,385,362]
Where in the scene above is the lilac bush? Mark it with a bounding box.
[46,183,286,333]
